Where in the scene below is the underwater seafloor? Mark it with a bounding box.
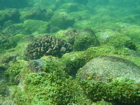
[0,0,140,105]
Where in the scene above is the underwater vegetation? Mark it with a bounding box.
[0,0,140,105]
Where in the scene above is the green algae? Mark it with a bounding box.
[23,19,48,34]
[61,45,130,74]
[5,60,26,84]
[73,33,99,51]
[105,34,137,50]
[2,44,140,104]
[6,59,91,105]
[1,1,140,104]
[78,77,140,104]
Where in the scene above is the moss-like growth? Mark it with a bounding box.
[0,34,17,52]
[60,3,79,13]
[74,28,100,51]
[0,81,9,97]
[0,8,20,26]
[74,34,97,51]
[2,45,140,104]
[62,52,86,76]
[61,45,134,77]
[105,34,137,50]
[9,59,91,105]
[78,77,140,104]
[23,19,48,34]
[47,12,75,32]
[5,60,26,84]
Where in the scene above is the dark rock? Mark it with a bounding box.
[0,66,7,80]
[25,35,73,60]
[0,8,20,27]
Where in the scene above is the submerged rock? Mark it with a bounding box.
[26,60,46,73]
[77,56,140,82]
[74,28,100,51]
[77,56,140,104]
[21,8,53,21]
[47,12,75,32]
[0,8,20,27]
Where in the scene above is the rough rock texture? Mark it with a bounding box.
[77,56,140,104]
[74,28,100,51]
[105,34,137,50]
[2,24,26,36]
[21,8,53,21]
[47,13,75,32]
[63,29,78,44]
[25,35,73,59]
[77,56,140,83]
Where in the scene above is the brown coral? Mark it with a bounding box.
[25,35,73,60]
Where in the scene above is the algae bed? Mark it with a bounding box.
[0,0,140,105]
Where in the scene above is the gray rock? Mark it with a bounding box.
[77,56,140,83]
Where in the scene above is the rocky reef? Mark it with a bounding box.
[1,0,140,105]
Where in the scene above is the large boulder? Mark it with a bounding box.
[77,56,140,82]
[77,56,140,104]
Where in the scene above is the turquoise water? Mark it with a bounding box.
[0,0,140,105]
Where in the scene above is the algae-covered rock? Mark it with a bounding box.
[55,29,78,44]
[0,8,20,26]
[59,3,79,13]
[96,29,119,44]
[0,33,27,52]
[0,66,7,81]
[5,60,26,84]
[47,12,75,32]
[117,23,140,43]
[21,7,53,21]
[74,28,100,51]
[77,56,140,104]
[23,19,48,34]
[105,34,137,50]
[61,45,134,77]
[0,33,17,51]
[2,23,26,36]
[3,56,92,105]
[2,45,140,105]
[79,77,140,104]
[0,81,9,97]
[77,56,140,82]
